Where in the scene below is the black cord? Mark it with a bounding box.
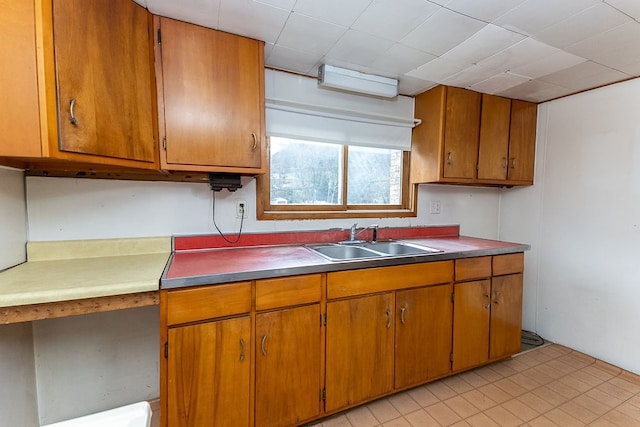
[211,191,244,244]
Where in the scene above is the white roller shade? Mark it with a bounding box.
[265,69,417,150]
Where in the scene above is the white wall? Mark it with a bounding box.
[0,167,28,269]
[501,77,640,374]
[26,176,501,241]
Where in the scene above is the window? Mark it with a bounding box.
[258,136,413,219]
[258,69,416,219]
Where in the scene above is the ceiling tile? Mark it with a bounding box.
[441,24,525,64]
[539,61,630,90]
[493,0,601,36]
[255,0,295,10]
[399,76,438,96]
[401,8,487,56]
[605,0,640,20]
[509,50,586,79]
[534,3,631,49]
[565,21,640,71]
[324,30,395,67]
[293,0,373,27]
[148,0,221,28]
[264,42,275,58]
[218,0,290,43]
[266,45,322,75]
[406,57,468,82]
[444,0,528,23]
[369,44,436,76]
[477,37,560,74]
[496,79,575,102]
[441,64,508,88]
[351,0,440,42]
[276,13,347,55]
[469,72,530,94]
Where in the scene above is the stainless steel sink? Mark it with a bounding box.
[308,244,382,261]
[307,241,442,261]
[361,241,441,256]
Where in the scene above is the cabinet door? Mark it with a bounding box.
[395,284,452,389]
[452,279,490,371]
[508,100,537,182]
[490,273,523,359]
[53,0,155,163]
[477,95,511,181]
[255,305,321,427]
[0,0,41,157]
[159,17,263,170]
[443,87,481,179]
[168,317,250,427]
[326,293,394,412]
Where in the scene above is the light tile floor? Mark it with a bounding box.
[308,344,640,426]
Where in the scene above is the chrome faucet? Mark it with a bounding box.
[346,223,379,243]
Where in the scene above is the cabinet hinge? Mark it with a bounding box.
[164,342,168,359]
[451,292,455,304]
[320,388,326,402]
[450,352,453,363]
[321,313,327,326]
[157,28,162,44]
[162,136,167,150]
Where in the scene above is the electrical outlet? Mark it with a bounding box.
[429,200,441,214]
[235,199,248,219]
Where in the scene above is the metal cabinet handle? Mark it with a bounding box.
[261,335,267,356]
[385,309,392,329]
[484,293,491,309]
[511,157,517,169]
[502,157,508,169]
[493,290,501,305]
[400,307,406,325]
[239,338,246,362]
[447,152,453,165]
[251,133,258,151]
[69,98,78,126]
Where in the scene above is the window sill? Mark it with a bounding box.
[257,208,417,220]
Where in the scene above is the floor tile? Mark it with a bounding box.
[345,406,379,427]
[465,412,500,427]
[608,376,640,395]
[501,398,540,422]
[483,405,522,427]
[388,392,420,415]
[516,392,554,414]
[558,400,598,424]
[544,408,586,426]
[368,398,401,424]
[442,375,475,394]
[443,395,480,418]
[476,384,512,404]
[574,391,620,416]
[407,385,440,408]
[493,378,528,397]
[426,381,459,401]
[461,389,498,411]
[403,408,440,426]
[594,381,634,402]
[425,401,462,426]
[381,417,411,427]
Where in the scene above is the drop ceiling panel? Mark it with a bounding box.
[494,0,601,36]
[398,76,438,96]
[534,3,631,49]
[276,13,347,55]
[565,21,640,71]
[539,61,630,91]
[325,30,395,67]
[406,57,469,82]
[218,0,290,43]
[369,44,436,76]
[442,64,508,88]
[441,24,525,64]
[401,8,487,56]
[293,0,373,27]
[350,0,440,42]
[444,0,528,23]
[266,45,321,75]
[470,72,530,94]
[147,0,221,28]
[477,38,562,74]
[509,50,586,79]
[605,0,640,20]
[496,79,575,102]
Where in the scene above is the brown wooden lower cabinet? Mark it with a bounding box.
[161,253,524,427]
[325,293,395,412]
[167,316,251,426]
[395,284,453,388]
[255,304,322,427]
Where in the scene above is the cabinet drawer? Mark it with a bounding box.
[166,282,251,326]
[256,274,322,311]
[455,256,491,281]
[327,261,453,299]
[493,253,524,276]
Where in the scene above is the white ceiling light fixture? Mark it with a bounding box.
[318,64,399,98]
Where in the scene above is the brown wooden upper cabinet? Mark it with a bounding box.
[154,17,266,173]
[0,0,157,169]
[411,85,537,186]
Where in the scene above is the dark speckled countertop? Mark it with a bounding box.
[161,227,529,289]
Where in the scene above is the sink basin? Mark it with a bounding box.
[307,244,382,261]
[307,241,441,261]
[362,241,441,256]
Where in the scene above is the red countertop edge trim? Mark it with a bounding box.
[173,225,460,251]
